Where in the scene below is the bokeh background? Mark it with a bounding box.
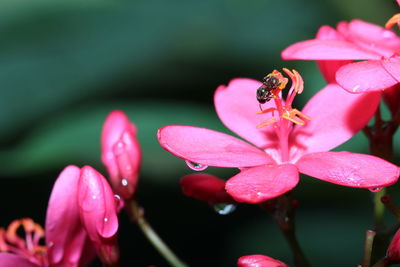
[1,0,400,266]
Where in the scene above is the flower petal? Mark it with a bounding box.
[180,174,235,205]
[281,39,381,60]
[315,25,352,83]
[345,20,400,57]
[78,166,119,242]
[290,84,380,160]
[158,125,274,168]
[387,228,400,263]
[237,254,289,267]
[0,253,38,267]
[296,151,400,188]
[382,57,400,82]
[382,84,400,115]
[214,78,279,149]
[336,61,399,93]
[225,164,299,203]
[45,165,87,266]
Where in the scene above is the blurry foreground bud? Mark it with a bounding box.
[238,255,289,267]
[78,166,119,266]
[387,228,400,263]
[180,174,235,205]
[101,110,141,200]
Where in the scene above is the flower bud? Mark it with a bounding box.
[101,110,141,200]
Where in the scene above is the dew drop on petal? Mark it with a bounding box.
[121,178,128,187]
[104,217,109,223]
[369,187,383,192]
[352,84,361,92]
[213,203,236,215]
[185,160,208,171]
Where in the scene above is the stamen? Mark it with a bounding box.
[256,117,277,128]
[255,68,310,129]
[386,13,400,29]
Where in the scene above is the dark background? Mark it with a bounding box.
[1,0,399,266]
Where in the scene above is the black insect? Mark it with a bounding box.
[256,75,280,104]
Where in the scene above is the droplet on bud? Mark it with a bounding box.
[121,178,128,187]
[185,160,208,171]
[213,203,236,215]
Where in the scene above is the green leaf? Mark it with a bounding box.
[0,101,227,183]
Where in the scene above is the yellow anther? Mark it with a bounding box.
[256,117,277,128]
[386,13,400,29]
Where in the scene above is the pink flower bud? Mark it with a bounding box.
[180,174,235,205]
[387,228,400,263]
[78,166,119,266]
[238,255,289,267]
[101,110,141,200]
[46,165,90,267]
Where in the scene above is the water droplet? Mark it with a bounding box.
[369,188,382,192]
[213,203,236,215]
[92,195,97,200]
[256,192,262,196]
[185,160,208,171]
[121,178,128,186]
[104,217,109,222]
[284,216,289,222]
[352,84,361,92]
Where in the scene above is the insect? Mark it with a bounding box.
[256,75,281,104]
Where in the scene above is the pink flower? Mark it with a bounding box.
[237,255,289,267]
[0,166,93,267]
[157,69,399,203]
[180,173,235,205]
[78,166,119,266]
[101,110,141,200]
[282,19,400,94]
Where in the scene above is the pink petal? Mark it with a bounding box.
[289,84,380,160]
[315,25,352,83]
[382,84,400,115]
[0,253,38,267]
[281,39,381,60]
[158,125,274,168]
[225,164,299,203]
[101,110,141,200]
[382,57,400,82]
[296,151,400,188]
[45,166,87,266]
[238,255,289,267]
[214,78,279,149]
[336,61,399,93]
[346,20,400,57]
[387,228,400,263]
[180,174,235,205]
[78,166,119,242]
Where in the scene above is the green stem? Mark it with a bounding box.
[261,194,311,267]
[128,200,187,267]
[374,189,386,231]
[362,230,376,267]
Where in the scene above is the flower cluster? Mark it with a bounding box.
[158,69,399,204]
[0,111,141,267]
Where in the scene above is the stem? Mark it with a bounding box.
[374,189,387,231]
[365,103,397,262]
[128,200,187,267]
[371,258,390,267]
[261,194,311,267]
[362,230,376,267]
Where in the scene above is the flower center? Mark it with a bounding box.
[0,218,48,266]
[256,68,311,162]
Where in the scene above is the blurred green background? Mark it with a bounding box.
[1,0,399,266]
